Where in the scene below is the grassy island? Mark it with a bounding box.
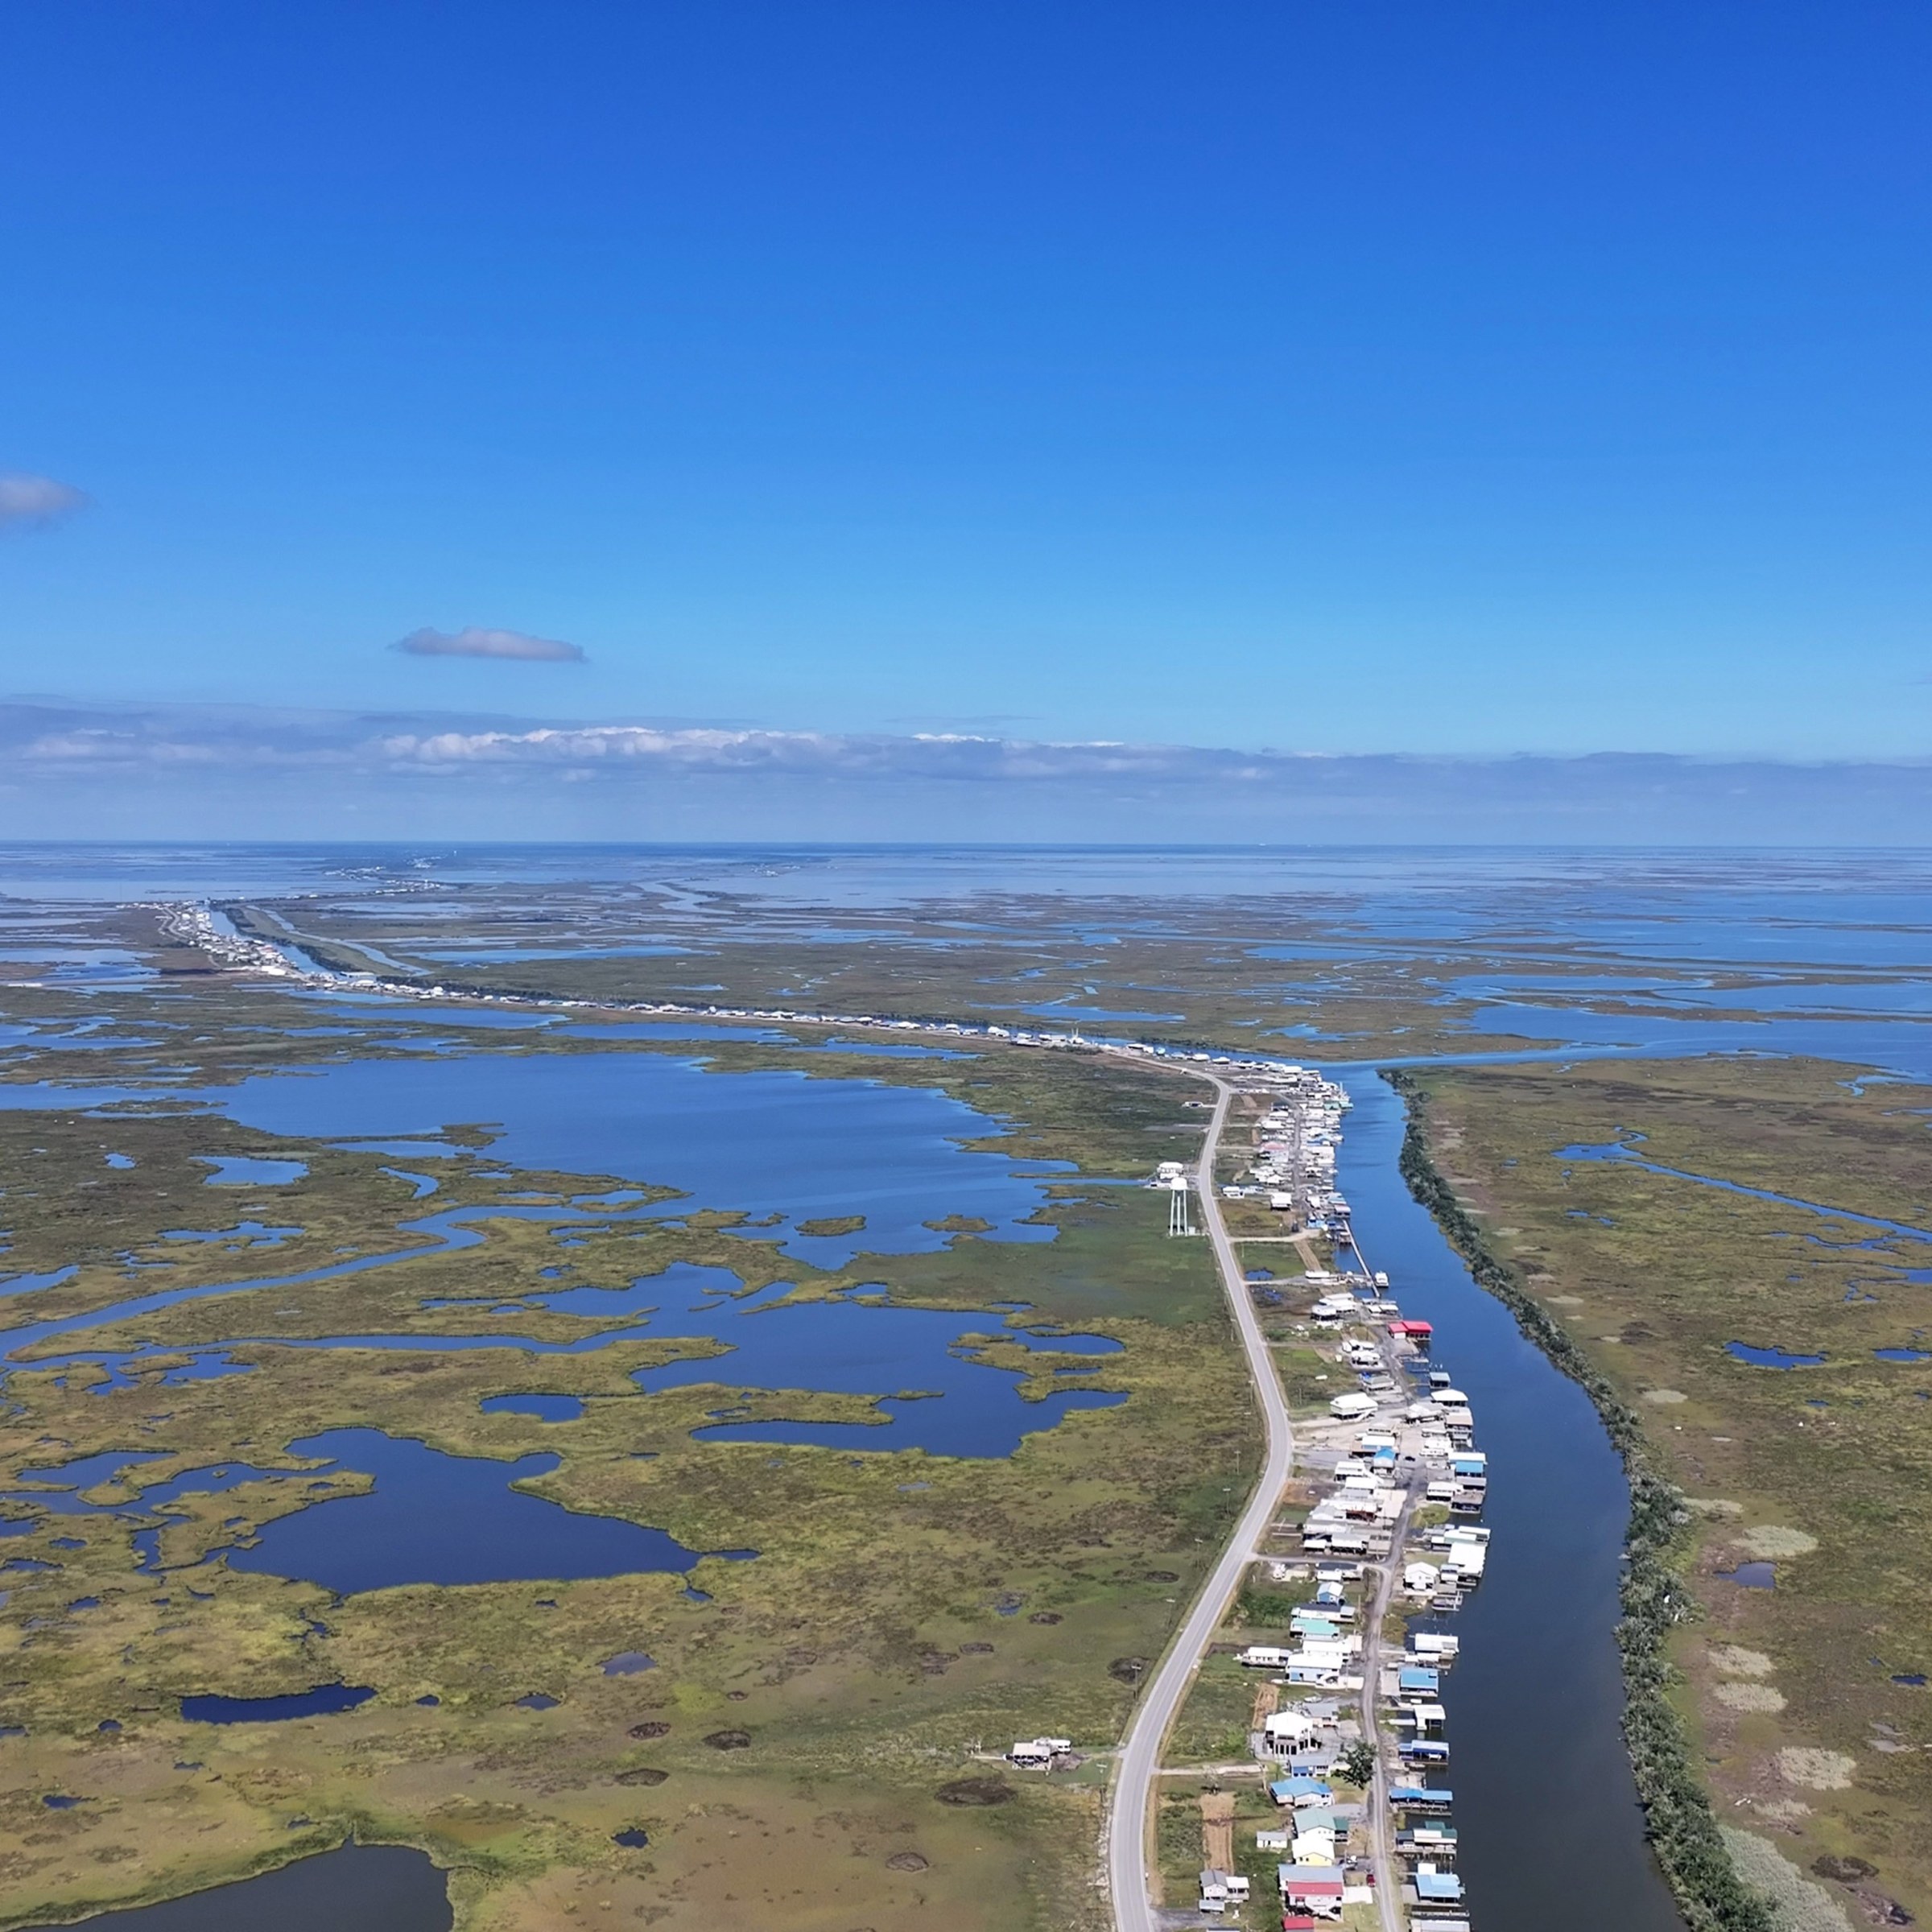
[0,1016,1258,1932]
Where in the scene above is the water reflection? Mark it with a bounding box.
[182,1683,375,1723]
[197,1155,309,1187]
[626,1276,1127,1458]
[1321,1069,1685,1932]
[222,1428,733,1594]
[9,1842,451,1932]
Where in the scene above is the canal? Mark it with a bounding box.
[1331,1065,1687,1932]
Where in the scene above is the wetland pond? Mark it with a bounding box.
[11,1843,452,1932]
[0,1038,1138,1926]
[0,1050,1128,1583]
[19,847,1932,1929]
[1726,1342,1827,1368]
[181,1682,375,1723]
[222,1428,737,1593]
[2,1435,720,1594]
[201,1048,1067,1265]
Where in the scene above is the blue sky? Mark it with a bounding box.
[5,2,1932,773]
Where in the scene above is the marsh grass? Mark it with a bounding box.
[1401,1057,1932,1930]
[0,1045,1257,1930]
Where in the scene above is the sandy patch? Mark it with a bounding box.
[1777,1748,1856,1790]
[1713,1682,1786,1712]
[1686,1496,1744,1518]
[1545,1293,1584,1307]
[1710,1645,1775,1678]
[1641,1387,1688,1405]
[1721,1829,1854,1932]
[1752,1798,1812,1826]
[1741,1525,1818,1559]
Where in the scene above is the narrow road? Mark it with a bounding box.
[1353,1249,1413,1932]
[1360,1491,1415,1932]
[1106,1075,1297,1932]
[205,927,1363,1928]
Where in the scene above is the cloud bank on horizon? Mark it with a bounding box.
[392,626,585,663]
[2,698,1929,846]
[0,473,89,530]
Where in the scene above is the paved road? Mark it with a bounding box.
[1106,1074,1298,1932]
[213,936,1361,1926]
[1348,1247,1414,1932]
[1359,1492,1416,1932]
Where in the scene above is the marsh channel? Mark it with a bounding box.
[2,1043,1684,1932]
[27,855,1932,1932]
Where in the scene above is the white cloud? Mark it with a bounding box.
[384,724,849,769]
[0,473,89,530]
[373,723,1258,780]
[392,626,585,663]
[8,700,1932,843]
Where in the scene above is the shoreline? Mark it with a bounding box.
[1382,1067,1770,1932]
[117,898,1769,1929]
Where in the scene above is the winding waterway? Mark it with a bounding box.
[5,1050,1699,1932]
[1332,1070,1686,1932]
[21,845,1932,1930]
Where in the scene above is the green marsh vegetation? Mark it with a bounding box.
[1398,1056,1932,1931]
[23,885,1919,1926]
[217,890,1619,1064]
[1154,1772,1304,1917]
[1165,1653,1261,1767]
[0,1004,1261,1931]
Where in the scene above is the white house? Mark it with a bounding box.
[1008,1736,1071,1767]
[1262,1708,1321,1758]
[1199,1869,1251,1913]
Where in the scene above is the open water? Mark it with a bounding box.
[14,844,1932,1929]
[1330,1071,1684,1932]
